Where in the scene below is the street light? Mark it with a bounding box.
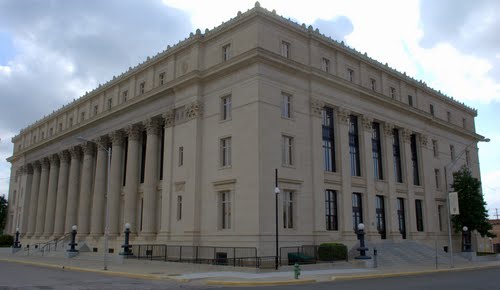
[13,227,20,248]
[355,223,371,260]
[77,136,111,271]
[444,137,490,267]
[462,226,471,252]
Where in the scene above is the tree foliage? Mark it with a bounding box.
[0,195,7,233]
[451,166,494,237]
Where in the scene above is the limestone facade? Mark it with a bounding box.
[6,3,484,254]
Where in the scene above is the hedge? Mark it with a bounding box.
[0,235,14,247]
[317,242,348,261]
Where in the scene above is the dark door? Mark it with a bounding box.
[397,198,406,239]
[376,195,386,239]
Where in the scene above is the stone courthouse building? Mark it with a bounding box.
[6,3,485,254]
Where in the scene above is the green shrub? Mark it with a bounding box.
[317,243,347,261]
[0,235,14,247]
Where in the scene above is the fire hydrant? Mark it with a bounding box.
[293,263,301,279]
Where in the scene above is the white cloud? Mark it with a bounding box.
[482,170,500,217]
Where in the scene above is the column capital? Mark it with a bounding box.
[58,150,71,163]
[81,142,96,155]
[185,100,203,119]
[362,116,373,131]
[383,123,394,136]
[419,134,428,148]
[162,110,175,128]
[310,98,324,117]
[95,136,110,149]
[32,160,41,171]
[70,146,82,159]
[26,164,34,175]
[125,124,142,141]
[337,108,350,125]
[49,154,60,166]
[20,165,27,175]
[143,118,162,135]
[41,157,50,169]
[402,129,412,143]
[110,130,125,144]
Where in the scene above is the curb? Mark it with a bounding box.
[0,258,176,281]
[206,279,316,286]
[332,264,500,281]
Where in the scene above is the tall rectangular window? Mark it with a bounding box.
[408,95,413,107]
[390,87,396,99]
[376,195,386,239]
[281,92,292,118]
[281,41,290,58]
[220,137,232,167]
[462,118,466,128]
[325,190,338,231]
[93,105,99,116]
[397,198,406,239]
[283,191,294,229]
[347,68,354,82]
[372,122,383,180]
[140,131,147,183]
[69,117,73,127]
[139,82,145,94]
[107,98,113,110]
[177,195,182,220]
[81,112,86,121]
[447,111,451,122]
[450,145,455,161]
[430,104,434,116]
[393,129,403,183]
[222,44,231,61]
[432,140,439,157]
[415,199,424,232]
[159,124,165,180]
[220,191,231,229]
[282,135,294,166]
[178,147,184,167]
[122,90,128,102]
[411,134,420,186]
[352,192,363,231]
[466,150,471,167]
[370,78,376,91]
[159,72,165,85]
[349,115,361,176]
[221,95,232,121]
[322,107,336,172]
[434,169,440,189]
[438,205,444,231]
[321,57,330,72]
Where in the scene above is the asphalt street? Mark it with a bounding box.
[1,260,500,290]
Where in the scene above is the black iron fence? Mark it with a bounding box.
[128,244,258,267]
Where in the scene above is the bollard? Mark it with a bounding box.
[293,263,301,279]
[373,248,378,268]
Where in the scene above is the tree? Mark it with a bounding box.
[450,166,495,237]
[0,195,7,233]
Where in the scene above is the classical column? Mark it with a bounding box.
[361,115,377,237]
[141,118,161,237]
[124,125,141,235]
[383,123,400,239]
[159,112,174,236]
[65,147,81,232]
[402,128,417,236]
[78,142,95,237]
[34,157,50,238]
[108,130,124,236]
[310,98,325,232]
[53,150,70,238]
[337,108,355,239]
[90,136,109,237]
[27,161,41,238]
[43,154,60,238]
[20,165,33,237]
[419,134,436,235]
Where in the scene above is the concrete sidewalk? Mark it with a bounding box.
[1,248,500,286]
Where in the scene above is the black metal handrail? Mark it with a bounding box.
[38,233,72,256]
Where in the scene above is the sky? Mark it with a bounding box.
[0,0,499,217]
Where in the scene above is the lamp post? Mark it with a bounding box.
[13,228,20,248]
[121,223,131,256]
[77,136,111,271]
[68,225,78,252]
[274,168,280,270]
[355,223,371,259]
[462,226,471,252]
[444,137,490,267]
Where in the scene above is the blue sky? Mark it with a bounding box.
[0,0,499,217]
